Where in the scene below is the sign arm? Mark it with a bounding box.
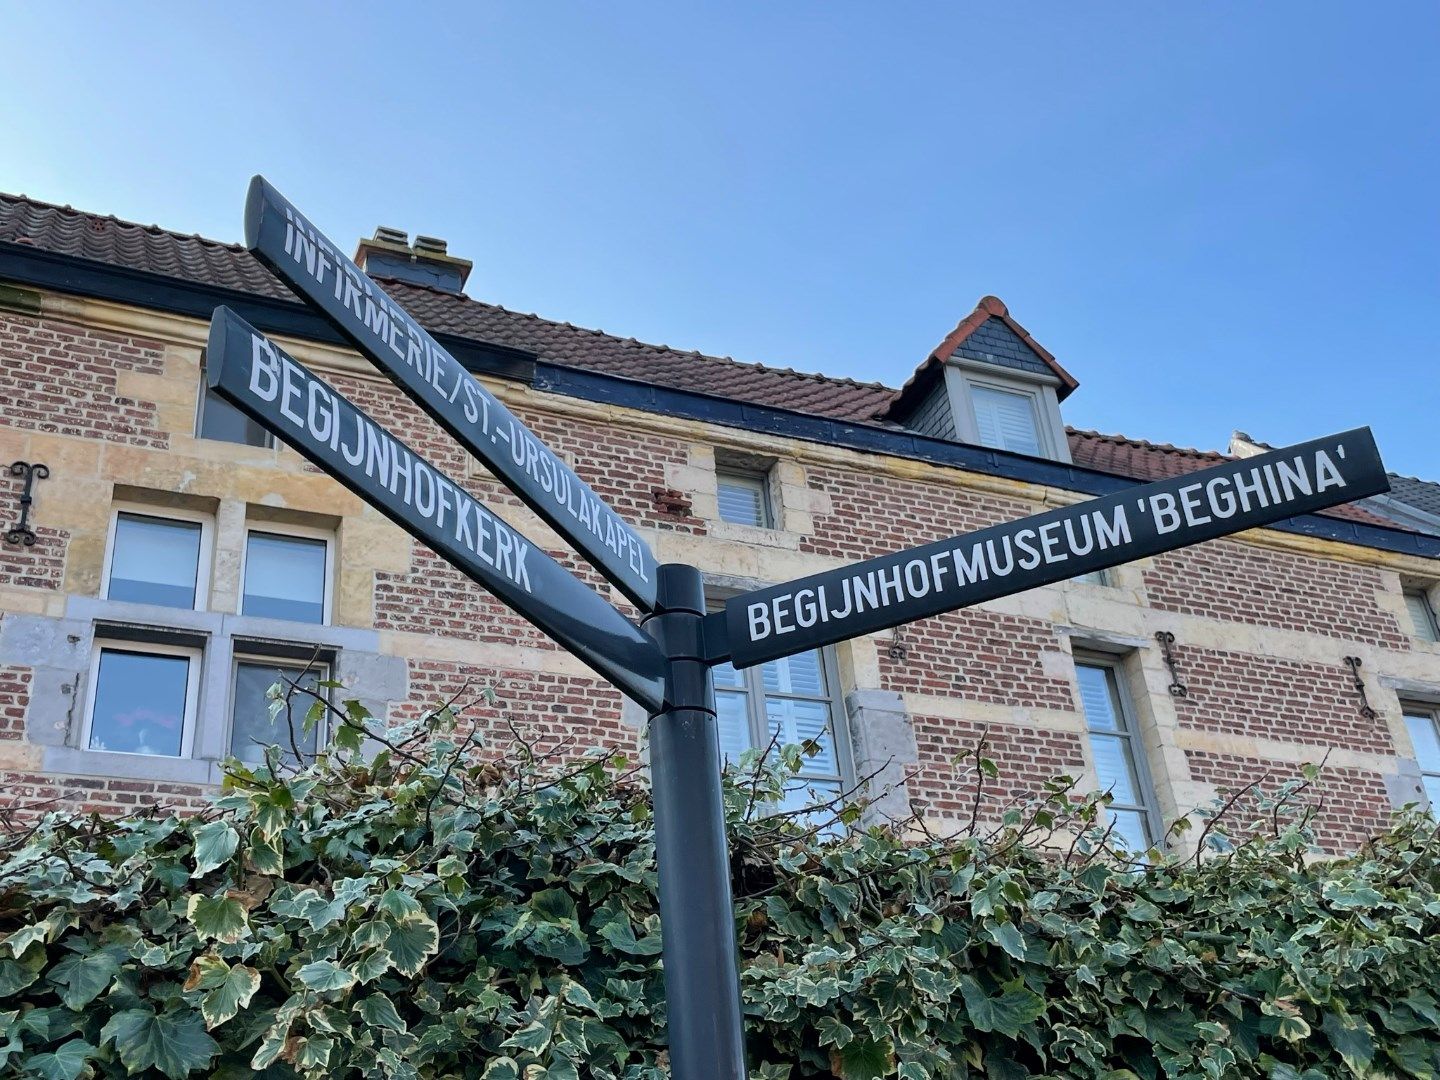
[243,176,660,612]
[205,306,665,712]
[713,429,1390,668]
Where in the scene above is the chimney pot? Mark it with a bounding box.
[373,226,409,247]
[413,235,448,256]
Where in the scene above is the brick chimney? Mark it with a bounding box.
[354,227,473,293]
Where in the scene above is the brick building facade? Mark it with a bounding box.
[2,192,1439,852]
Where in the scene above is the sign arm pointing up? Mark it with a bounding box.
[243,176,660,612]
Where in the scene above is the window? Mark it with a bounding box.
[197,356,272,447]
[713,647,849,811]
[1074,658,1160,851]
[970,384,1043,457]
[103,509,209,610]
[1072,569,1111,587]
[1405,590,1438,643]
[1404,707,1440,812]
[716,471,772,528]
[84,642,201,757]
[242,529,331,624]
[230,657,328,765]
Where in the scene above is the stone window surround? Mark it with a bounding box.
[1402,581,1440,642]
[1378,674,1440,810]
[671,446,820,550]
[194,361,275,449]
[1072,648,1166,850]
[940,359,1073,464]
[27,595,397,786]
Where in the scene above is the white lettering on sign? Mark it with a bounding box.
[277,203,649,589]
[741,448,1351,646]
[249,335,532,594]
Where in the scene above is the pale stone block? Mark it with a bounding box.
[0,742,41,771]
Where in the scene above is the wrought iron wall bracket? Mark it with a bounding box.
[1155,631,1189,696]
[5,461,49,547]
[1342,655,1379,720]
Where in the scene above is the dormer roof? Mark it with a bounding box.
[882,295,1078,424]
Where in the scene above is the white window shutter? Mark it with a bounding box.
[971,385,1043,456]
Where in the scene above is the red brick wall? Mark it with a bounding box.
[375,543,564,649]
[326,373,699,536]
[879,608,1073,709]
[909,714,1087,822]
[1144,540,1405,646]
[0,468,69,591]
[398,658,635,761]
[1175,647,1395,755]
[801,466,1032,561]
[1185,751,1393,854]
[0,312,169,448]
[0,665,31,740]
[0,771,210,822]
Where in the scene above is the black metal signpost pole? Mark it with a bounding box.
[643,565,749,1080]
[219,177,1394,1080]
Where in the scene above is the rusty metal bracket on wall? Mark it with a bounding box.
[1155,631,1188,696]
[5,461,48,547]
[1342,655,1378,720]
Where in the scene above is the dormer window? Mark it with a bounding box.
[883,296,1077,464]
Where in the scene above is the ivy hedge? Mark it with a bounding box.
[0,692,1438,1079]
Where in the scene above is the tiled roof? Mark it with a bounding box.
[0,192,896,422]
[1387,475,1440,520]
[1067,430,1397,528]
[0,191,1416,532]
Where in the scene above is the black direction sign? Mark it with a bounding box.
[244,176,659,612]
[709,428,1390,668]
[205,306,666,713]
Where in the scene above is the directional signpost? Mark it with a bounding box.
[218,176,1391,1080]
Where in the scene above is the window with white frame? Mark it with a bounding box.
[241,528,332,624]
[1405,589,1438,643]
[712,647,850,811]
[196,355,273,448]
[230,655,329,766]
[969,383,1044,457]
[1403,706,1440,812]
[103,508,211,610]
[716,470,772,528]
[1074,657,1161,851]
[84,641,201,757]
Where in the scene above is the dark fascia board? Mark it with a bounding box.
[0,243,536,383]
[6,243,1439,563]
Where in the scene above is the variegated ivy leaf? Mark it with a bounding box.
[190,821,239,878]
[186,894,249,944]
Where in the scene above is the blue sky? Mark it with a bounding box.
[4,4,1436,476]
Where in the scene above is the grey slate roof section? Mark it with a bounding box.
[1390,475,1440,518]
[1363,474,1440,536]
[952,316,1051,377]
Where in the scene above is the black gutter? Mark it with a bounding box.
[5,243,1438,562]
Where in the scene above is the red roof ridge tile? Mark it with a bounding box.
[1068,427,1230,460]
